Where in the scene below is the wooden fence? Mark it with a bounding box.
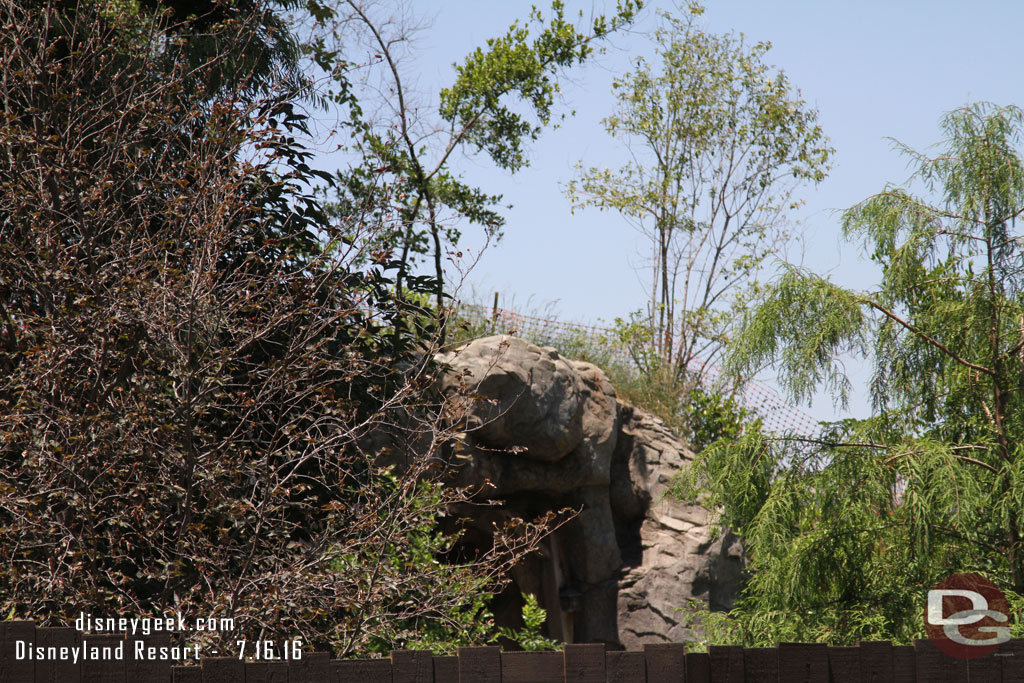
[2,620,1023,682]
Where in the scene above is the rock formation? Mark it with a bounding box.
[435,335,743,649]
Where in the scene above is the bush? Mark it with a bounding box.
[0,0,545,657]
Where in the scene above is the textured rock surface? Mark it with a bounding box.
[612,403,744,649]
[436,336,584,462]
[436,335,743,648]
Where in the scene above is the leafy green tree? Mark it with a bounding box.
[567,4,831,390]
[676,103,1024,645]
[89,0,309,100]
[321,0,643,320]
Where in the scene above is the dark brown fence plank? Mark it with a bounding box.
[243,662,270,683]
[827,646,860,682]
[502,651,562,683]
[335,658,391,683]
[996,638,1024,682]
[34,626,80,683]
[744,647,777,682]
[392,649,434,683]
[966,653,1000,683]
[433,655,458,683]
[605,651,644,683]
[201,656,245,683]
[686,652,710,683]
[892,646,915,683]
[126,632,173,683]
[265,661,290,682]
[2,621,36,683]
[643,643,686,683]
[914,639,966,683]
[564,643,605,683]
[777,643,828,683]
[859,641,893,683]
[80,634,125,683]
[709,645,743,683]
[242,660,291,683]
[171,666,202,683]
[459,646,500,683]
[288,651,330,683]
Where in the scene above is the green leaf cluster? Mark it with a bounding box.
[567,4,832,388]
[679,103,1024,645]
[321,1,642,315]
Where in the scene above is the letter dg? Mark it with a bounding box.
[927,589,992,626]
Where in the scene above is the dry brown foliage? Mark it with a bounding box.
[0,0,547,657]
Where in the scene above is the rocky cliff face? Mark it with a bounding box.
[435,335,743,649]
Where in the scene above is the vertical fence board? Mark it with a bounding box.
[201,656,245,683]
[171,666,203,683]
[892,646,915,683]
[827,646,860,682]
[126,632,173,683]
[265,661,290,682]
[432,655,458,683]
[708,646,743,683]
[392,650,434,683]
[966,653,1000,683]
[287,652,330,683]
[1,621,36,683]
[458,646,500,683]
[744,648,777,683]
[643,643,686,683]
[501,651,563,683]
[335,658,391,683]
[777,643,828,683]
[859,642,893,683]
[996,639,1024,682]
[685,652,710,683]
[564,643,605,683]
[33,626,80,683]
[244,662,270,683]
[914,640,966,683]
[80,634,125,683]
[911,640,944,682]
[606,651,645,683]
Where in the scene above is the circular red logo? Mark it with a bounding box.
[925,573,1011,659]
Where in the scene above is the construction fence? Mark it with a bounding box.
[456,304,819,437]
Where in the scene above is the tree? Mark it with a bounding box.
[676,102,1024,645]
[319,0,643,322]
[567,5,831,392]
[0,0,548,656]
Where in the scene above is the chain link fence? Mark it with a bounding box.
[456,303,819,437]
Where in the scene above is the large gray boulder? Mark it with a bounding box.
[436,336,585,462]
[435,335,743,648]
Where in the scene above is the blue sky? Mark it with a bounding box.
[318,1,1024,422]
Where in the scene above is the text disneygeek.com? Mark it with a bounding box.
[12,612,303,662]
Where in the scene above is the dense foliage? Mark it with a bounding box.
[0,0,549,657]
[567,4,831,389]
[677,103,1024,645]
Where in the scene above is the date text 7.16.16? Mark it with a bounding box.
[236,639,302,660]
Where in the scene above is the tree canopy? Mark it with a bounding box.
[322,0,643,318]
[677,103,1024,646]
[566,5,831,388]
